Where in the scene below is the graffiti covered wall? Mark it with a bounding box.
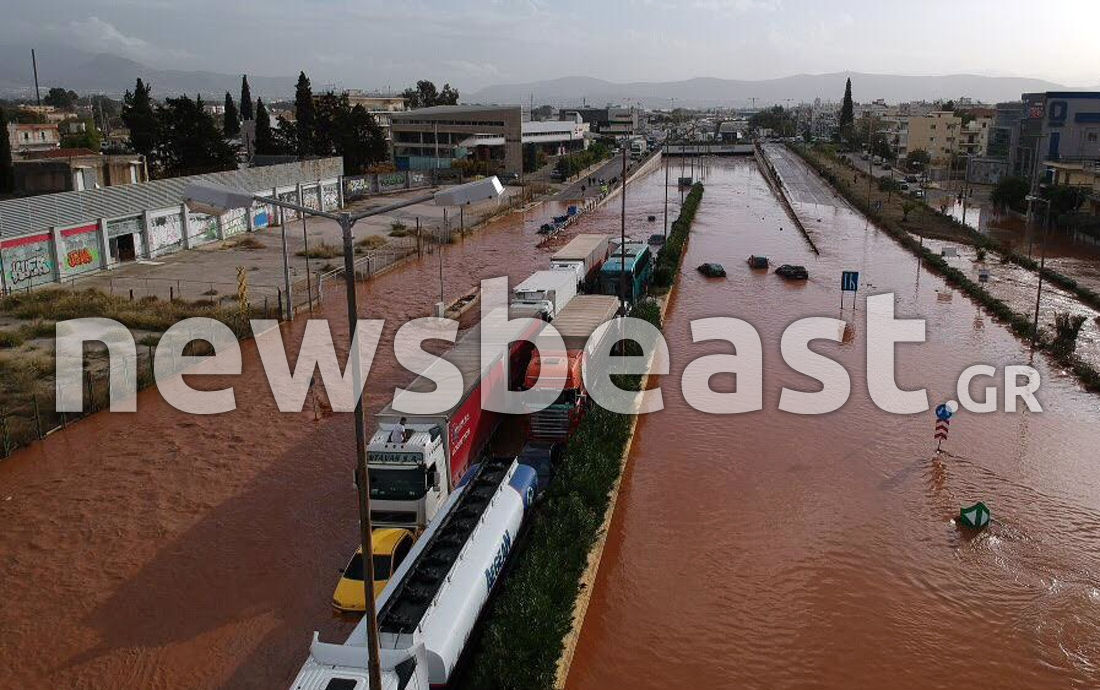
[2,233,56,290]
[301,185,321,211]
[343,176,370,202]
[277,189,299,222]
[221,208,247,237]
[148,210,184,255]
[378,172,408,192]
[322,181,339,211]
[187,210,219,246]
[252,201,271,230]
[59,224,103,278]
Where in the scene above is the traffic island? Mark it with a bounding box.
[453,183,705,690]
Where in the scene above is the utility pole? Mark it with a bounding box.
[31,49,40,107]
[867,115,874,202]
[620,146,628,312]
[664,130,670,239]
[1030,197,1051,350]
[301,213,313,314]
[338,212,384,690]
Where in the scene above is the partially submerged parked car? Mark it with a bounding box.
[775,264,809,280]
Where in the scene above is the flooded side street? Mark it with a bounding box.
[567,157,1100,689]
[0,168,677,690]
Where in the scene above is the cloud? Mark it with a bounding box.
[48,16,191,65]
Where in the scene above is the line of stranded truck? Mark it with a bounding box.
[368,313,543,531]
[524,295,620,440]
[368,239,609,531]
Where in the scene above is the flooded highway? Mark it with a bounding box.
[566,155,1100,689]
[0,168,676,690]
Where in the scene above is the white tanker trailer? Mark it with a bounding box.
[290,456,538,690]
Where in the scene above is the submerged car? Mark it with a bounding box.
[747,255,769,269]
[775,264,809,280]
[332,527,415,611]
[698,263,727,277]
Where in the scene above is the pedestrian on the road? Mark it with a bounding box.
[389,417,407,444]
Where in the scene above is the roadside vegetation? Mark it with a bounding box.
[790,143,1100,393]
[554,141,612,179]
[456,185,705,690]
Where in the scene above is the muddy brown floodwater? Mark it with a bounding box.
[0,172,677,690]
[566,157,1100,689]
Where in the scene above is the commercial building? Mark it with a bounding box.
[1011,92,1100,185]
[561,107,639,137]
[390,105,523,174]
[988,101,1026,160]
[12,149,147,196]
[0,158,343,292]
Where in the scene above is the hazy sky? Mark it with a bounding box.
[4,0,1099,91]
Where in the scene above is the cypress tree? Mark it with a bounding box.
[294,71,315,157]
[838,77,855,143]
[223,92,240,137]
[121,78,158,161]
[255,98,274,154]
[240,75,253,121]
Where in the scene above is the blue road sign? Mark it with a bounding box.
[935,403,954,421]
[841,270,860,292]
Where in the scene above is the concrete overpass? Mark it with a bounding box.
[663,144,754,156]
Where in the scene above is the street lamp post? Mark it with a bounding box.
[663,129,669,240]
[1027,194,1052,350]
[184,176,505,690]
[620,146,628,312]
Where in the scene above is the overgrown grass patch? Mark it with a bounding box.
[296,243,343,259]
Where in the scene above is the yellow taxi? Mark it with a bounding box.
[332,528,415,612]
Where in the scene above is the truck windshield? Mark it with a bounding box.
[369,467,428,500]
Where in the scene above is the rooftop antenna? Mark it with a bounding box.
[31,48,41,106]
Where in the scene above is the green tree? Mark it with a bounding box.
[748,106,797,137]
[14,108,46,124]
[60,119,102,150]
[1043,184,1087,219]
[402,80,460,109]
[0,106,13,193]
[121,78,158,160]
[991,175,1029,212]
[240,75,253,121]
[869,133,893,161]
[294,71,315,156]
[223,92,240,138]
[312,92,387,173]
[44,87,79,109]
[905,149,930,172]
[341,105,388,173]
[153,94,236,177]
[254,98,276,154]
[837,77,854,144]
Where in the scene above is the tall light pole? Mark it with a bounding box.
[620,146,628,312]
[184,177,505,690]
[1028,194,1052,350]
[663,129,670,239]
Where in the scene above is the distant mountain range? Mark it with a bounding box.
[0,44,294,99]
[467,73,1091,108]
[2,44,1092,109]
